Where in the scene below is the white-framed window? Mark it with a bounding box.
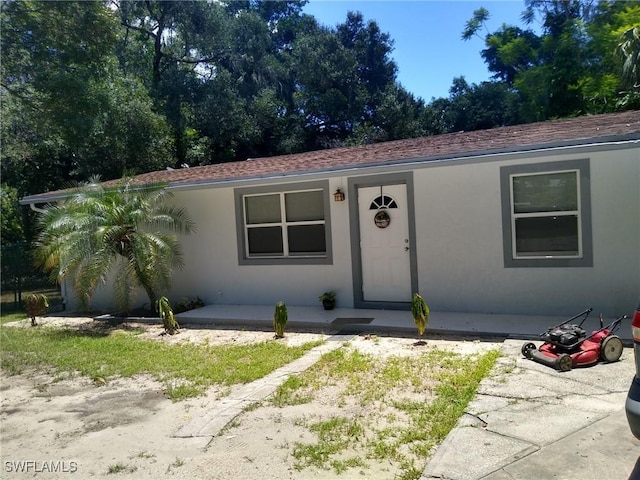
[500,159,592,268]
[244,189,326,257]
[235,181,332,265]
[510,169,581,259]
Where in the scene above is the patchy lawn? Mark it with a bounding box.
[0,316,500,479]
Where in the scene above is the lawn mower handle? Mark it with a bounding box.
[542,308,593,335]
[608,314,628,333]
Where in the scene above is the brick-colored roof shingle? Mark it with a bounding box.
[21,110,640,203]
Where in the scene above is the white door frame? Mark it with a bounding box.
[348,172,418,309]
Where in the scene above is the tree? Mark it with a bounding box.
[0,185,30,306]
[462,0,640,121]
[480,26,542,86]
[421,77,521,134]
[616,26,640,108]
[3,0,431,181]
[0,185,25,245]
[1,0,173,199]
[1,0,120,146]
[290,11,408,148]
[115,0,233,166]
[33,177,195,312]
[73,68,174,179]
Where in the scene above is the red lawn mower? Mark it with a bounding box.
[521,308,627,371]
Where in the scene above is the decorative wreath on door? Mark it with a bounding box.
[374,209,391,228]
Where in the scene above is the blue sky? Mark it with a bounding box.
[302,0,531,101]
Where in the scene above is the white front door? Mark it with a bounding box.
[358,184,412,302]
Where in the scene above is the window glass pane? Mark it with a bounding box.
[285,191,324,222]
[369,195,398,209]
[513,172,577,213]
[247,227,283,255]
[287,225,326,255]
[245,195,281,224]
[515,216,579,257]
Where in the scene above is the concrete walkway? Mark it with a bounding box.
[177,304,633,343]
[174,334,352,439]
[175,304,638,479]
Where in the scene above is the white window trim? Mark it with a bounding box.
[235,180,333,266]
[509,168,583,260]
[243,189,326,259]
[500,159,592,268]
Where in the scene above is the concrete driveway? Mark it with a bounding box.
[422,339,640,480]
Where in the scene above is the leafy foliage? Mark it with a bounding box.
[2,0,638,232]
[24,293,48,326]
[273,301,288,338]
[0,185,25,245]
[1,0,172,204]
[411,293,430,337]
[174,296,205,314]
[33,177,195,312]
[617,26,640,88]
[157,296,179,335]
[464,0,640,120]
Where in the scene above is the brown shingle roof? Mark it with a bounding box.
[21,111,640,204]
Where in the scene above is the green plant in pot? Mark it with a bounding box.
[319,291,336,310]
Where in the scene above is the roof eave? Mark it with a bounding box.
[136,134,640,192]
[19,133,640,206]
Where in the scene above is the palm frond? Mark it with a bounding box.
[32,175,194,311]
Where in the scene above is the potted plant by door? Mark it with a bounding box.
[319,291,336,310]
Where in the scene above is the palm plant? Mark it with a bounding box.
[616,26,640,90]
[273,301,288,339]
[24,293,49,326]
[411,293,430,342]
[156,296,179,335]
[33,176,195,312]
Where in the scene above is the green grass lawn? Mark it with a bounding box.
[1,324,322,401]
[0,311,27,325]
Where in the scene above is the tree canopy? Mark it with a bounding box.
[463,0,640,120]
[2,0,638,245]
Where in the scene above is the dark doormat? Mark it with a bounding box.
[331,317,374,327]
[326,333,356,341]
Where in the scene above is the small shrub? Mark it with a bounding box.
[107,462,136,474]
[273,301,288,338]
[411,293,429,339]
[156,296,179,335]
[23,293,49,326]
[174,296,204,314]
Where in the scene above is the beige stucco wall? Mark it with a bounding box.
[169,176,355,308]
[411,145,639,316]
[72,143,639,318]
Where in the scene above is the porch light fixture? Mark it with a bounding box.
[333,188,345,202]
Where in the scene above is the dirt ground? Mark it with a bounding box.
[0,316,500,479]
